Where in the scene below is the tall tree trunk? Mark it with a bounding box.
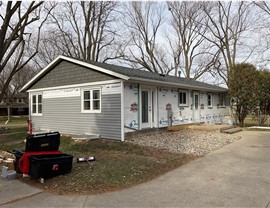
[7,106,11,123]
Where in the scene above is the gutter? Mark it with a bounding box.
[128,77,228,92]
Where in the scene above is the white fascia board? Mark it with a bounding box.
[129,77,228,93]
[26,79,123,92]
[21,55,129,92]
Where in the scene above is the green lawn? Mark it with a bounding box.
[0,128,198,195]
[0,116,28,125]
[243,116,270,127]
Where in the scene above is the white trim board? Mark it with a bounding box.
[121,81,125,141]
[26,80,122,92]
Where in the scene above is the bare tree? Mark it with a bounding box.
[32,30,70,69]
[254,1,270,15]
[119,2,174,74]
[200,2,254,86]
[253,2,270,66]
[0,1,52,103]
[35,1,118,66]
[0,64,37,121]
[167,1,220,79]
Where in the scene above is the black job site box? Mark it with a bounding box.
[29,154,73,179]
[25,132,61,152]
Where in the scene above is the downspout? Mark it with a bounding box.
[199,91,201,123]
[28,92,32,134]
[157,86,159,128]
[192,90,195,123]
[137,83,140,130]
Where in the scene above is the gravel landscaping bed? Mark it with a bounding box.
[128,129,241,156]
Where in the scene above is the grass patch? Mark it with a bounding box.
[1,126,28,134]
[244,117,270,127]
[15,136,198,195]
[244,127,270,131]
[0,116,28,125]
[0,126,27,149]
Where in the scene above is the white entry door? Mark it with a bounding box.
[141,89,152,129]
[193,92,200,122]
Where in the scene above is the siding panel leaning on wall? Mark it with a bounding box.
[31,85,122,140]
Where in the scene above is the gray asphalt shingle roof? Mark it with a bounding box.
[22,55,227,92]
[72,57,227,92]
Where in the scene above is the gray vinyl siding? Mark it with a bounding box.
[31,61,116,89]
[31,94,121,140]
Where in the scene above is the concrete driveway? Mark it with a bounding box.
[1,130,270,207]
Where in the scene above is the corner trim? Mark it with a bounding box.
[121,81,125,141]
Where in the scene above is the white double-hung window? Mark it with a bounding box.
[32,93,42,115]
[82,89,101,113]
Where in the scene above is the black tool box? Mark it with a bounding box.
[29,154,73,179]
[25,132,61,152]
[10,132,73,179]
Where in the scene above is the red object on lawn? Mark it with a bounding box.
[28,120,33,135]
[19,151,62,174]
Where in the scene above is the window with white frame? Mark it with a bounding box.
[207,93,213,107]
[82,89,101,113]
[32,94,42,115]
[179,90,188,106]
[219,94,225,107]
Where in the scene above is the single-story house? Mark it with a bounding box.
[21,55,230,141]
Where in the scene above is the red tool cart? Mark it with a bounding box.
[10,132,73,179]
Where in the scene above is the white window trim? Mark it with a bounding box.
[31,93,43,116]
[207,93,213,108]
[81,88,101,113]
[179,89,189,107]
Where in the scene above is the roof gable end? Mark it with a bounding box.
[21,55,129,91]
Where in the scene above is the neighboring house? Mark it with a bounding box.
[0,93,29,116]
[21,55,230,141]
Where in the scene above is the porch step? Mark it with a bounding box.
[219,125,235,133]
[221,127,242,134]
[125,128,167,140]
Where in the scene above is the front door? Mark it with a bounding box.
[193,92,200,122]
[141,89,152,128]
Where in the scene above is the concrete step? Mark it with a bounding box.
[219,125,235,133]
[222,127,242,134]
[125,127,167,140]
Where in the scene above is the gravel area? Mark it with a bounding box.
[129,129,241,156]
